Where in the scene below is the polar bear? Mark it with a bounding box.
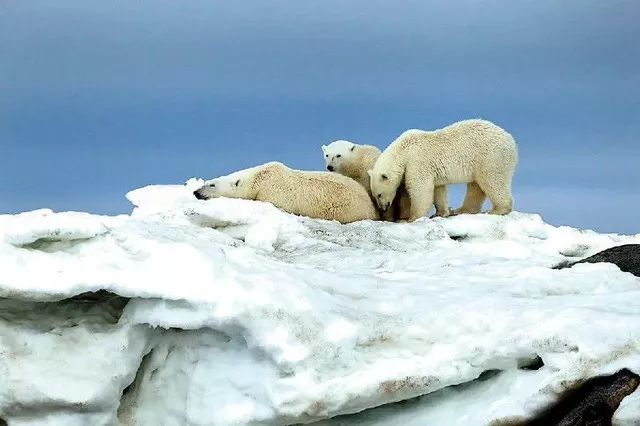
[193,162,380,223]
[368,119,518,221]
[322,140,415,221]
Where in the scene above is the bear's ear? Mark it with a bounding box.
[381,174,388,180]
[322,145,327,152]
[367,170,373,177]
[234,179,241,187]
[350,144,356,152]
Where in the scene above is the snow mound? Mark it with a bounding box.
[1,182,640,425]
[0,209,109,246]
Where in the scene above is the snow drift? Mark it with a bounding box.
[1,181,640,425]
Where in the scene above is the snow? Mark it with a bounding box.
[1,181,640,425]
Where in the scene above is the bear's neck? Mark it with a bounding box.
[342,152,377,188]
[385,142,410,176]
[249,165,282,199]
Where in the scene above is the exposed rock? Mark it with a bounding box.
[554,244,640,277]
[523,368,640,426]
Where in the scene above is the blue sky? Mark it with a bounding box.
[1,1,639,233]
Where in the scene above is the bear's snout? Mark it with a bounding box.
[193,190,207,200]
[327,165,335,172]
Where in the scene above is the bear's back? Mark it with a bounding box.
[253,165,379,223]
[384,119,516,162]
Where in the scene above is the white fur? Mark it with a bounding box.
[322,140,379,193]
[322,140,412,221]
[194,162,380,223]
[369,119,518,221]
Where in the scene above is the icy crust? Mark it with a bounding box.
[615,388,640,426]
[1,182,640,425]
[0,209,110,246]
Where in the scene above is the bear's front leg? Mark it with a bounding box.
[407,182,434,222]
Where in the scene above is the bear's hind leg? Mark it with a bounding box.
[488,198,513,215]
[454,182,486,214]
[477,174,513,215]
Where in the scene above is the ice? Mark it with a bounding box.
[0,209,110,246]
[125,178,204,217]
[0,295,149,426]
[616,385,640,426]
[1,182,640,425]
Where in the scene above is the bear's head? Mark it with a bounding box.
[193,171,248,200]
[322,140,357,173]
[368,166,401,212]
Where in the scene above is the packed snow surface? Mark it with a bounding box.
[1,180,640,425]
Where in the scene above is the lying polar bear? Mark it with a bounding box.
[193,162,380,224]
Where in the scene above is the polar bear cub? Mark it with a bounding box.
[369,119,518,222]
[322,140,381,197]
[193,162,379,223]
[322,140,413,221]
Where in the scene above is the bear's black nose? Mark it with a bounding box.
[193,190,206,200]
[327,165,334,171]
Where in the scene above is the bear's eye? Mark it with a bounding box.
[325,154,328,158]
[336,154,341,158]
[209,183,215,188]
[381,174,388,180]
[377,193,382,198]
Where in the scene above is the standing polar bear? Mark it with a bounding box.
[369,119,518,222]
[322,140,412,221]
[193,162,380,223]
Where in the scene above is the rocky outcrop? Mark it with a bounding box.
[523,369,639,426]
[555,244,640,277]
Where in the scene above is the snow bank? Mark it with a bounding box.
[1,182,640,425]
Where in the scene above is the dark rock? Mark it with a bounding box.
[496,368,640,426]
[518,355,544,371]
[554,244,640,277]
